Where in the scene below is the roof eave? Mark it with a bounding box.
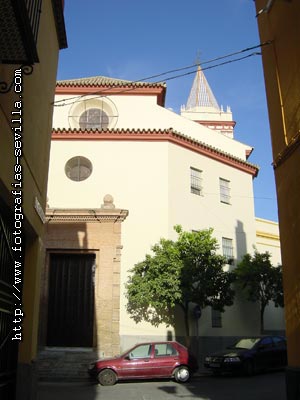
[55,84,166,106]
[51,127,259,177]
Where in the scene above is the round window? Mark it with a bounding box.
[65,156,93,182]
[79,108,109,130]
[68,97,118,130]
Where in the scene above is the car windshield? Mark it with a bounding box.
[231,338,261,350]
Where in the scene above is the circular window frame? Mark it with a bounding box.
[65,156,93,182]
[68,96,118,130]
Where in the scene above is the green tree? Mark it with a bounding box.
[126,225,235,341]
[234,250,284,333]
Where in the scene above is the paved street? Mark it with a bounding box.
[37,371,286,400]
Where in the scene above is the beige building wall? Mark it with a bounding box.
[0,1,67,398]
[47,77,284,354]
[254,5,300,392]
[255,218,285,334]
[255,217,282,264]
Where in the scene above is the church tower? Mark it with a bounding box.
[181,65,236,138]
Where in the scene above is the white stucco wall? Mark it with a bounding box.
[167,142,257,254]
[47,139,171,338]
[47,137,262,339]
[52,93,252,160]
[48,89,284,346]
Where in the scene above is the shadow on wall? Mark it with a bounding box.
[235,219,248,263]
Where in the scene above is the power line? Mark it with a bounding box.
[160,52,261,83]
[53,41,271,107]
[53,53,258,107]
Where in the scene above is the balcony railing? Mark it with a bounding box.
[25,0,42,44]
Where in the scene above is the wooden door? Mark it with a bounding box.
[47,253,95,347]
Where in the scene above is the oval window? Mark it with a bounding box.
[65,156,93,182]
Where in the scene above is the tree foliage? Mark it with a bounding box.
[234,250,284,333]
[126,225,235,337]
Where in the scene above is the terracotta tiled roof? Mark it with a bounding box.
[52,127,259,177]
[56,76,166,88]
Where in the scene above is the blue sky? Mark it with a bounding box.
[57,0,278,222]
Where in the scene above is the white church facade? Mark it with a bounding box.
[41,68,284,360]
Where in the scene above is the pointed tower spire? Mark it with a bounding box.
[181,63,236,139]
[186,65,220,111]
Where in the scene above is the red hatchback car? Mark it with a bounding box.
[88,341,198,386]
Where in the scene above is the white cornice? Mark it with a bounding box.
[46,208,128,223]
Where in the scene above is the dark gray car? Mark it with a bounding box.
[204,336,287,376]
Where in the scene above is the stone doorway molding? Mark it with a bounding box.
[40,195,128,358]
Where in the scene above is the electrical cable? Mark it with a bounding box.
[53,52,259,107]
[53,41,271,107]
[160,52,261,83]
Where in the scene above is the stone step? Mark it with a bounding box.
[37,348,98,381]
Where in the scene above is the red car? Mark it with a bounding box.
[88,341,198,385]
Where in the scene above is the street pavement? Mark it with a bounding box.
[37,370,287,400]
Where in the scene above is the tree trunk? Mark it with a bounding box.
[183,301,190,348]
[260,303,266,334]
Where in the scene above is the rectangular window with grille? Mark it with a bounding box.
[222,237,233,262]
[211,308,222,328]
[219,178,230,204]
[190,167,202,195]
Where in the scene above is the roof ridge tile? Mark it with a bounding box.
[56,75,166,88]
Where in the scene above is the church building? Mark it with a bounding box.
[40,67,284,363]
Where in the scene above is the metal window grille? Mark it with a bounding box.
[190,167,202,195]
[25,0,42,44]
[0,0,42,64]
[219,178,230,204]
[222,237,233,261]
[65,156,93,182]
[211,308,222,328]
[79,108,109,130]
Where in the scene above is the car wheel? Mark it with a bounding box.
[98,369,117,386]
[174,366,190,383]
[243,360,255,376]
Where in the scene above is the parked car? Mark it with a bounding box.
[204,336,287,376]
[88,341,198,385]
